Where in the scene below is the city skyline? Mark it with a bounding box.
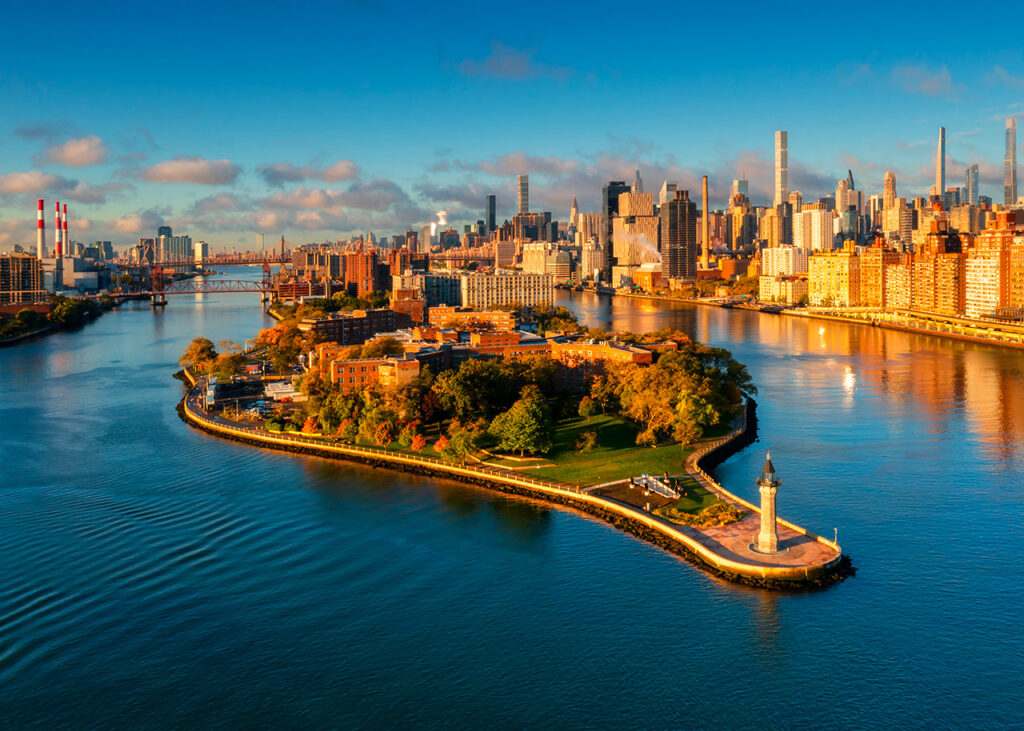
[1,2,1024,249]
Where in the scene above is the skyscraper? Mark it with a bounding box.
[729,178,749,202]
[774,131,788,206]
[517,175,529,215]
[600,181,630,284]
[965,165,979,206]
[659,180,677,205]
[632,165,644,194]
[1005,118,1018,205]
[883,172,896,210]
[569,194,579,229]
[936,127,946,198]
[659,189,698,279]
[486,194,496,233]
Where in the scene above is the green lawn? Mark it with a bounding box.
[481,414,693,487]
[659,478,719,514]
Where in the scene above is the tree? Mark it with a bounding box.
[374,421,397,446]
[180,337,218,371]
[301,416,319,434]
[410,434,428,451]
[488,386,554,456]
[213,352,246,379]
[575,429,598,454]
[447,428,477,464]
[578,396,597,422]
[433,435,450,454]
[362,336,404,359]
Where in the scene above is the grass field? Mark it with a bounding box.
[480,414,693,487]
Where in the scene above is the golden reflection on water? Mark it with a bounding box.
[561,291,1024,466]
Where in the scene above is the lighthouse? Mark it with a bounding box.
[754,452,781,554]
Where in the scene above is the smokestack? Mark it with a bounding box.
[55,201,62,257]
[37,199,47,259]
[63,204,69,256]
[701,175,710,270]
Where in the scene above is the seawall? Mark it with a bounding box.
[178,371,850,589]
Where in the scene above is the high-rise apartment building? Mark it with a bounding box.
[659,189,697,280]
[808,243,860,307]
[774,131,788,206]
[965,165,980,206]
[0,253,46,305]
[517,174,529,215]
[883,172,896,210]
[1005,118,1018,205]
[935,127,946,197]
[460,271,553,309]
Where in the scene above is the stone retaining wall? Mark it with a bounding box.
[178,373,848,588]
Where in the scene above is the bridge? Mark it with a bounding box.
[146,264,274,305]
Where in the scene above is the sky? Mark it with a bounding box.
[1,0,1023,252]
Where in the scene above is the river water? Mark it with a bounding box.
[1,271,1021,728]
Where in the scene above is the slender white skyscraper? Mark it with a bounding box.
[517,174,529,215]
[1005,118,1018,205]
[936,127,946,198]
[774,131,788,207]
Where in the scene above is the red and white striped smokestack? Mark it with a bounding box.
[55,201,62,257]
[63,204,69,256]
[37,199,47,259]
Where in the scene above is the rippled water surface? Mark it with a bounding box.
[1,276,1022,727]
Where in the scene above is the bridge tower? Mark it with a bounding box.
[261,263,273,302]
[151,265,167,307]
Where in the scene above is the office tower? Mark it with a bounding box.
[569,194,579,228]
[774,131,788,206]
[632,165,644,194]
[936,127,946,197]
[659,180,677,205]
[701,176,710,269]
[600,181,631,283]
[157,225,172,238]
[836,178,849,212]
[659,190,698,279]
[788,190,803,213]
[730,178,749,201]
[1006,118,1018,205]
[517,174,529,215]
[883,172,896,210]
[486,194,496,233]
[965,165,979,206]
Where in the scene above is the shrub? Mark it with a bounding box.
[410,434,428,451]
[433,435,450,454]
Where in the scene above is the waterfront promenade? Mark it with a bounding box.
[180,371,846,588]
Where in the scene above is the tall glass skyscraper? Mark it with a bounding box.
[965,165,979,206]
[517,175,529,215]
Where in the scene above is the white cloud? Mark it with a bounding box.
[891,64,962,97]
[0,171,63,194]
[142,157,241,185]
[43,135,109,167]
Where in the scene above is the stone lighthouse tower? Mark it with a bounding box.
[754,452,781,554]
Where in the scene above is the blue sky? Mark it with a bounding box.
[1,0,1023,251]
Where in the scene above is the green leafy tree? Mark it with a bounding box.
[578,396,597,422]
[488,386,554,456]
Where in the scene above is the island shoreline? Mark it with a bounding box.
[176,372,852,591]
